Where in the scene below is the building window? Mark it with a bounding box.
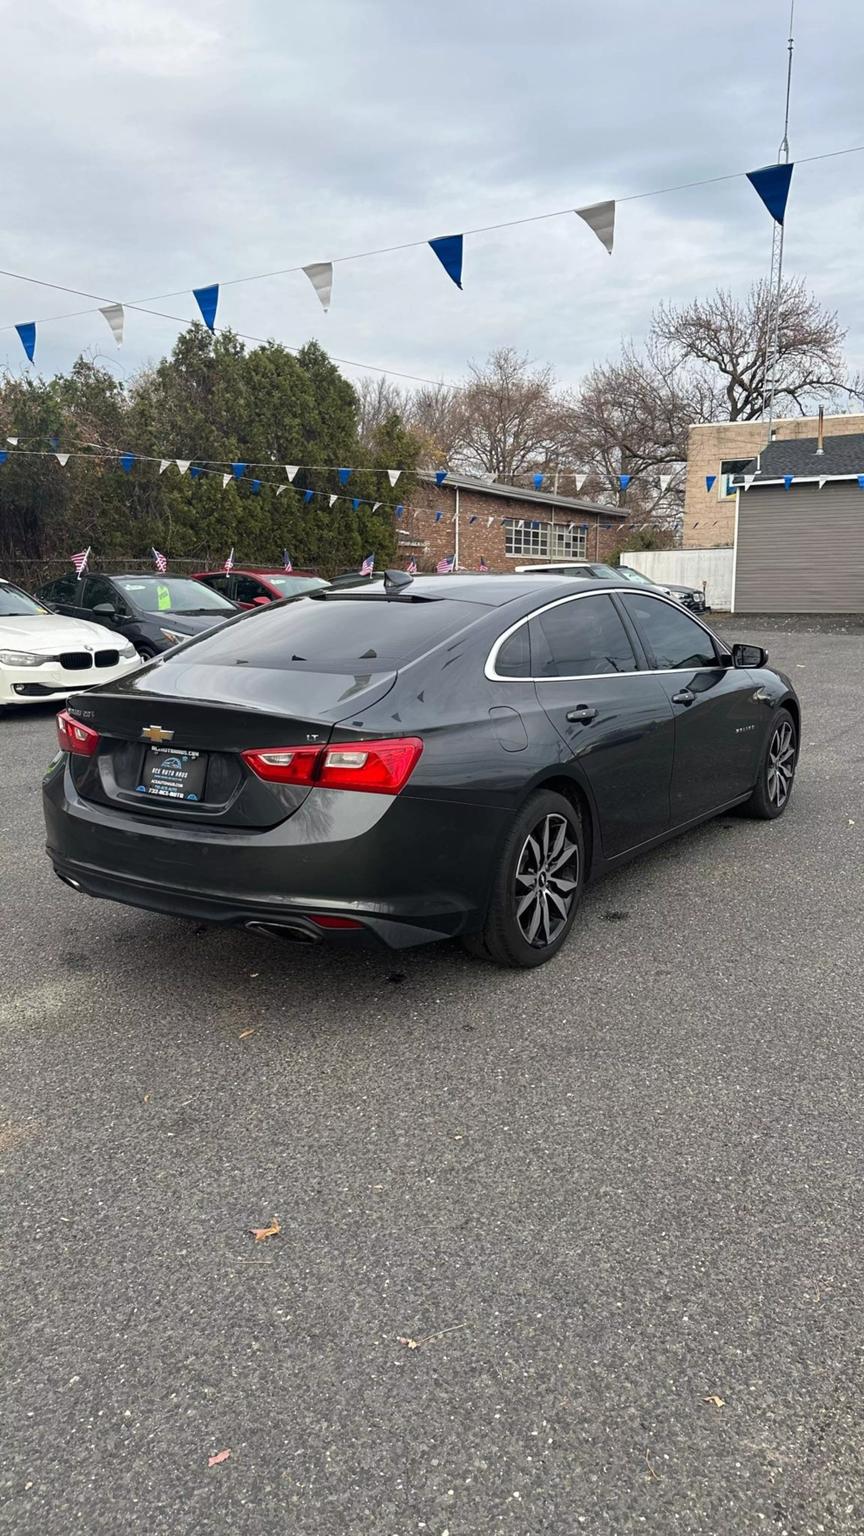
[551,525,587,559]
[719,458,752,499]
[505,521,550,558]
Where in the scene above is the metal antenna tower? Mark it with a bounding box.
[762,0,795,429]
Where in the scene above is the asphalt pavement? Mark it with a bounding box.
[2,626,863,1535]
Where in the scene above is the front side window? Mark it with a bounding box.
[618,592,718,670]
[38,576,80,604]
[83,576,126,612]
[233,575,268,603]
[505,522,550,559]
[530,594,638,677]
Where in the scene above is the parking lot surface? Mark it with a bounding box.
[2,626,863,1535]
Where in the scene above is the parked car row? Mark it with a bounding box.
[514,561,708,611]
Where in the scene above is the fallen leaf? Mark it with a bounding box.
[704,1394,725,1409]
[250,1219,281,1243]
[208,1449,231,1468]
[143,1094,150,1104]
[397,1335,421,1350]
[238,1029,255,1040]
[849,820,856,827]
[249,972,259,978]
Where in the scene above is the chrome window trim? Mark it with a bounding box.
[485,587,730,683]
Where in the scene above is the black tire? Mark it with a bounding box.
[464,788,586,969]
[742,707,797,820]
[136,645,158,662]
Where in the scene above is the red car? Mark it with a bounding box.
[192,567,328,609]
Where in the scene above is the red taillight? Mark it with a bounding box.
[56,709,100,757]
[308,914,364,930]
[242,736,423,795]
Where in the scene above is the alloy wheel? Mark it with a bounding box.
[766,720,795,809]
[514,813,579,949]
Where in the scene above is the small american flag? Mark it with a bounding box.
[224,547,235,573]
[436,554,456,574]
[71,546,90,577]
[282,550,293,573]
[478,555,489,572]
[152,547,168,573]
[360,553,375,576]
[405,557,417,575]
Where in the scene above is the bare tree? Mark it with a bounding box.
[354,375,408,449]
[654,278,863,421]
[449,347,560,481]
[404,383,462,468]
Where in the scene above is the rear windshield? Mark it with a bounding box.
[175,594,482,670]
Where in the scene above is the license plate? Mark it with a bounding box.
[138,746,208,801]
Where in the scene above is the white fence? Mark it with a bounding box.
[620,547,734,610]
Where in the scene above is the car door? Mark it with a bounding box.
[41,574,89,618]
[615,591,764,823]
[525,592,676,858]
[232,574,271,608]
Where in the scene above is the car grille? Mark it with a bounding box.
[95,650,119,667]
[59,652,93,671]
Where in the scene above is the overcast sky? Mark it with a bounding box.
[0,0,861,399]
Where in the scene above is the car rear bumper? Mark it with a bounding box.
[43,761,508,949]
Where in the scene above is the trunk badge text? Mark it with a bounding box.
[141,725,174,743]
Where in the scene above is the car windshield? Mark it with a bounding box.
[0,583,48,617]
[114,577,236,614]
[264,575,329,597]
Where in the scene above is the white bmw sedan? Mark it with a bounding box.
[0,577,140,712]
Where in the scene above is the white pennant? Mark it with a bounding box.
[285,465,299,481]
[573,473,588,492]
[372,501,381,512]
[575,200,615,255]
[303,262,333,312]
[387,469,401,487]
[487,516,494,526]
[99,303,125,345]
[659,474,672,494]
[55,452,70,466]
[7,436,18,446]
[276,485,287,496]
[818,475,828,489]
[743,474,756,491]
[222,472,232,489]
[175,459,191,476]
[159,459,171,474]
[328,494,339,507]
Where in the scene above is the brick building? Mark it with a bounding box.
[398,472,626,572]
[683,411,864,548]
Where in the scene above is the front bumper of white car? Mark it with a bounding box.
[0,649,140,707]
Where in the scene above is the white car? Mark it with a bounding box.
[0,577,141,712]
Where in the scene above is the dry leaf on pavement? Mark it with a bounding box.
[703,1395,725,1409]
[238,1029,255,1039]
[208,1449,231,1468]
[249,1219,281,1243]
[397,1335,421,1350]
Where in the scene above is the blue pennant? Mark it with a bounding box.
[435,469,448,486]
[619,474,631,490]
[705,474,716,492]
[746,163,794,225]
[49,434,60,450]
[784,475,794,490]
[858,476,864,490]
[428,235,463,290]
[533,473,544,490]
[352,497,360,511]
[394,504,404,519]
[577,524,589,532]
[120,452,136,473]
[303,488,314,503]
[434,511,443,523]
[468,515,478,524]
[0,452,7,466]
[338,467,351,486]
[251,478,261,494]
[189,465,204,480]
[231,462,247,479]
[193,283,219,331]
[15,322,36,363]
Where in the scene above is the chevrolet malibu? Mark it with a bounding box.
[1,577,139,713]
[43,574,799,968]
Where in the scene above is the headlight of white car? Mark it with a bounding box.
[118,639,137,657]
[0,650,45,667]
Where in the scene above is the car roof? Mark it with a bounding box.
[324,573,629,607]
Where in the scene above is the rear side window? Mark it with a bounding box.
[178,595,483,670]
[495,624,532,678]
[618,592,718,670]
[530,594,637,677]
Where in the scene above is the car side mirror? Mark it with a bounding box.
[252,595,270,606]
[732,642,768,669]
[92,602,118,618]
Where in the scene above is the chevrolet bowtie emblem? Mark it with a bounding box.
[141,724,174,744]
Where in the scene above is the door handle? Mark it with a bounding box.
[566,705,598,723]
[671,688,695,706]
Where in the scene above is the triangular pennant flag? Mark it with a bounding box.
[338,467,351,486]
[533,473,544,490]
[100,303,124,345]
[189,466,204,480]
[434,511,443,523]
[159,459,172,474]
[619,474,631,490]
[743,474,756,490]
[468,515,478,524]
[303,488,314,503]
[329,494,338,507]
[49,435,60,450]
[120,452,136,473]
[55,452,70,466]
[428,234,463,289]
[0,452,8,466]
[394,503,404,518]
[251,478,261,493]
[222,472,232,489]
[784,475,794,490]
[352,498,360,511]
[231,462,247,479]
[175,459,191,476]
[746,163,794,225]
[487,516,494,527]
[7,436,18,446]
[193,283,219,331]
[15,322,36,363]
[818,476,828,490]
[435,469,448,486]
[705,474,716,492]
[573,473,587,492]
[372,501,381,512]
[387,469,401,487]
[284,465,299,482]
[575,200,615,254]
[276,485,287,496]
[303,262,333,312]
[659,474,672,494]
[858,476,864,490]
